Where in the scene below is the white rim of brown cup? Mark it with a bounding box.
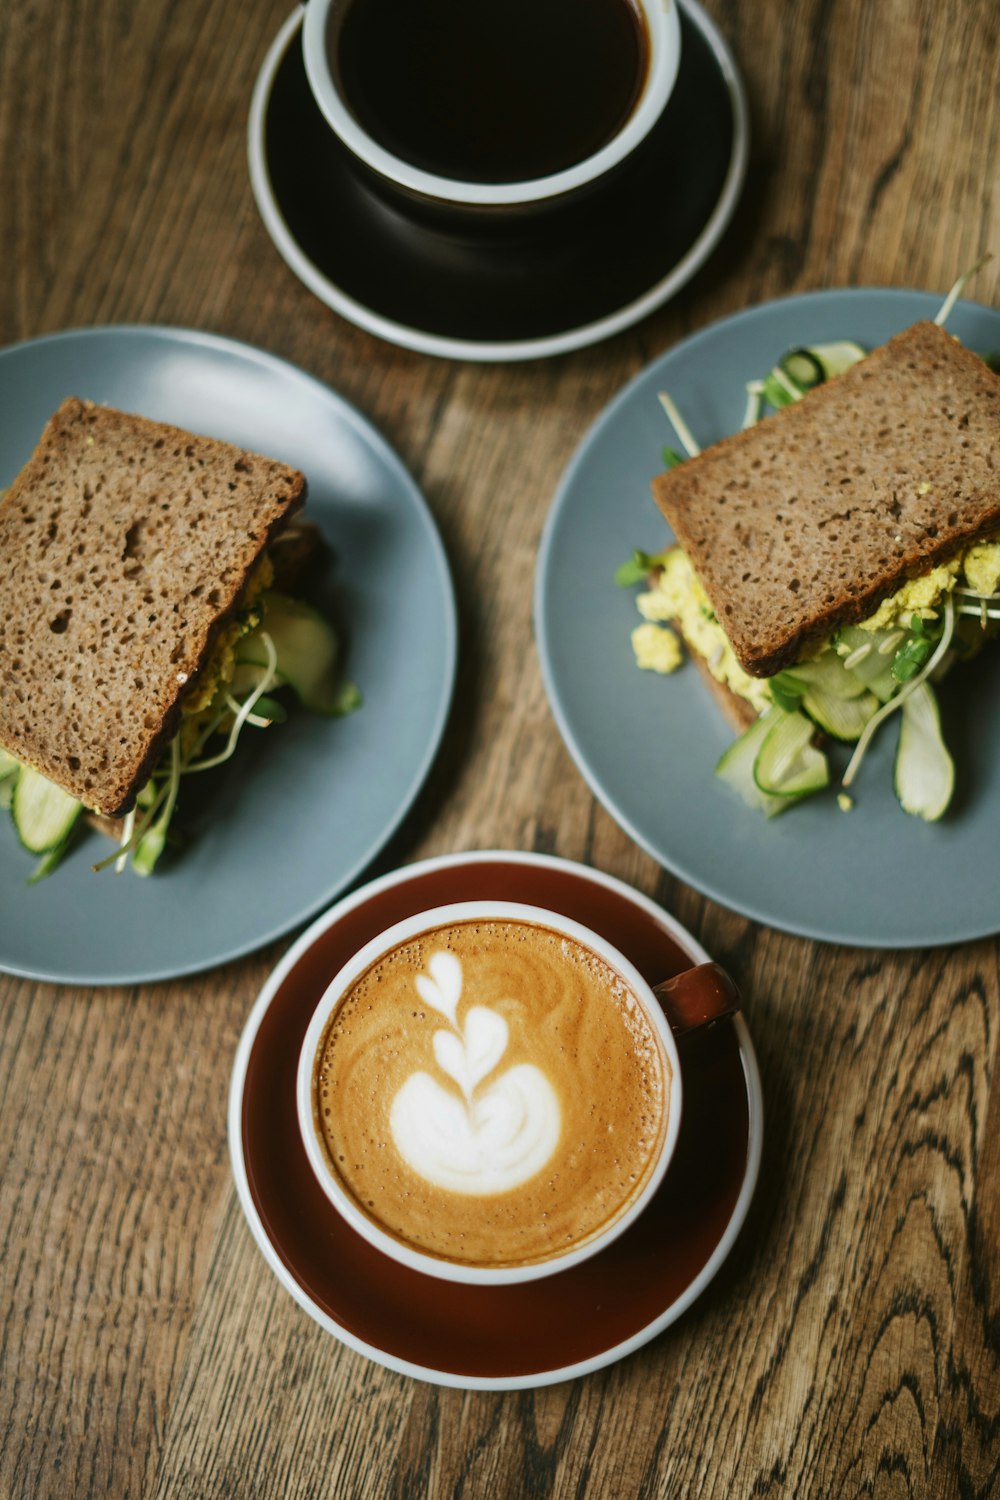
[300,0,682,207]
[295,899,684,1285]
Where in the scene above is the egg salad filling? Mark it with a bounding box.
[631,536,1000,712]
[623,531,1000,822]
[632,549,770,712]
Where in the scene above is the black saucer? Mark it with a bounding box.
[249,3,748,359]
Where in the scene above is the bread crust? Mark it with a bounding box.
[0,399,306,814]
[687,649,759,732]
[652,322,1000,677]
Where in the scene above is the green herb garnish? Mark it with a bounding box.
[615,549,662,587]
[891,614,939,682]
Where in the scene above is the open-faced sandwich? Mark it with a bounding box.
[0,399,358,878]
[621,318,1000,820]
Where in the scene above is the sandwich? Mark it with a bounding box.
[623,320,1000,819]
[0,399,357,878]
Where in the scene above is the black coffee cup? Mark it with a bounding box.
[301,0,682,229]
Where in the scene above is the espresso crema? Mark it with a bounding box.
[313,919,669,1267]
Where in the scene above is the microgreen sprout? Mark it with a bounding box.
[843,597,955,789]
[223,689,285,730]
[956,601,1000,623]
[184,631,279,774]
[92,776,173,872]
[742,382,764,430]
[657,392,701,458]
[115,807,136,875]
[933,253,992,327]
[132,738,182,876]
[843,642,873,671]
[877,629,906,656]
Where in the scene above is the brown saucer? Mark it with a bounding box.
[231,853,762,1387]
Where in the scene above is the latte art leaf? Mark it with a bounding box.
[390,1065,561,1195]
[433,1006,508,1098]
[391,952,562,1195]
[414,949,463,1026]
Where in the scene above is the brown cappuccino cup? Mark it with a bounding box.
[296,900,739,1285]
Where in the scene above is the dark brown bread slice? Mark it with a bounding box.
[0,399,306,814]
[652,322,1000,677]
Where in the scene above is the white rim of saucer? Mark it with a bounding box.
[294,898,685,1285]
[247,3,750,362]
[228,850,764,1390]
[300,0,681,207]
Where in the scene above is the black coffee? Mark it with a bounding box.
[333,0,649,185]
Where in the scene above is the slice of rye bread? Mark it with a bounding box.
[0,399,306,814]
[652,321,1000,678]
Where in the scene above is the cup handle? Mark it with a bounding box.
[652,962,741,1036]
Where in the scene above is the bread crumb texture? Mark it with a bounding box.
[652,322,1000,676]
[0,399,305,813]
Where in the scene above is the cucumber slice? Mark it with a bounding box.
[783,651,869,700]
[779,348,825,391]
[251,694,289,724]
[132,825,167,878]
[715,708,791,817]
[329,679,362,715]
[0,779,13,812]
[836,627,905,698]
[808,340,867,378]
[28,839,75,884]
[0,748,19,782]
[802,687,880,741]
[894,681,954,820]
[12,767,83,853]
[754,710,830,796]
[762,372,797,409]
[237,592,344,715]
[836,625,886,669]
[860,666,898,703]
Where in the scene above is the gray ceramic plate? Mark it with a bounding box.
[0,327,456,985]
[536,288,1000,949]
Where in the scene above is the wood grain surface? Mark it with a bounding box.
[2,0,999,1495]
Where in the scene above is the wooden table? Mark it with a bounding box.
[2,0,999,1494]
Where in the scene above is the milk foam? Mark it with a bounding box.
[315,919,668,1267]
[389,955,562,1194]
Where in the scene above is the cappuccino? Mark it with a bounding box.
[312,918,669,1268]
